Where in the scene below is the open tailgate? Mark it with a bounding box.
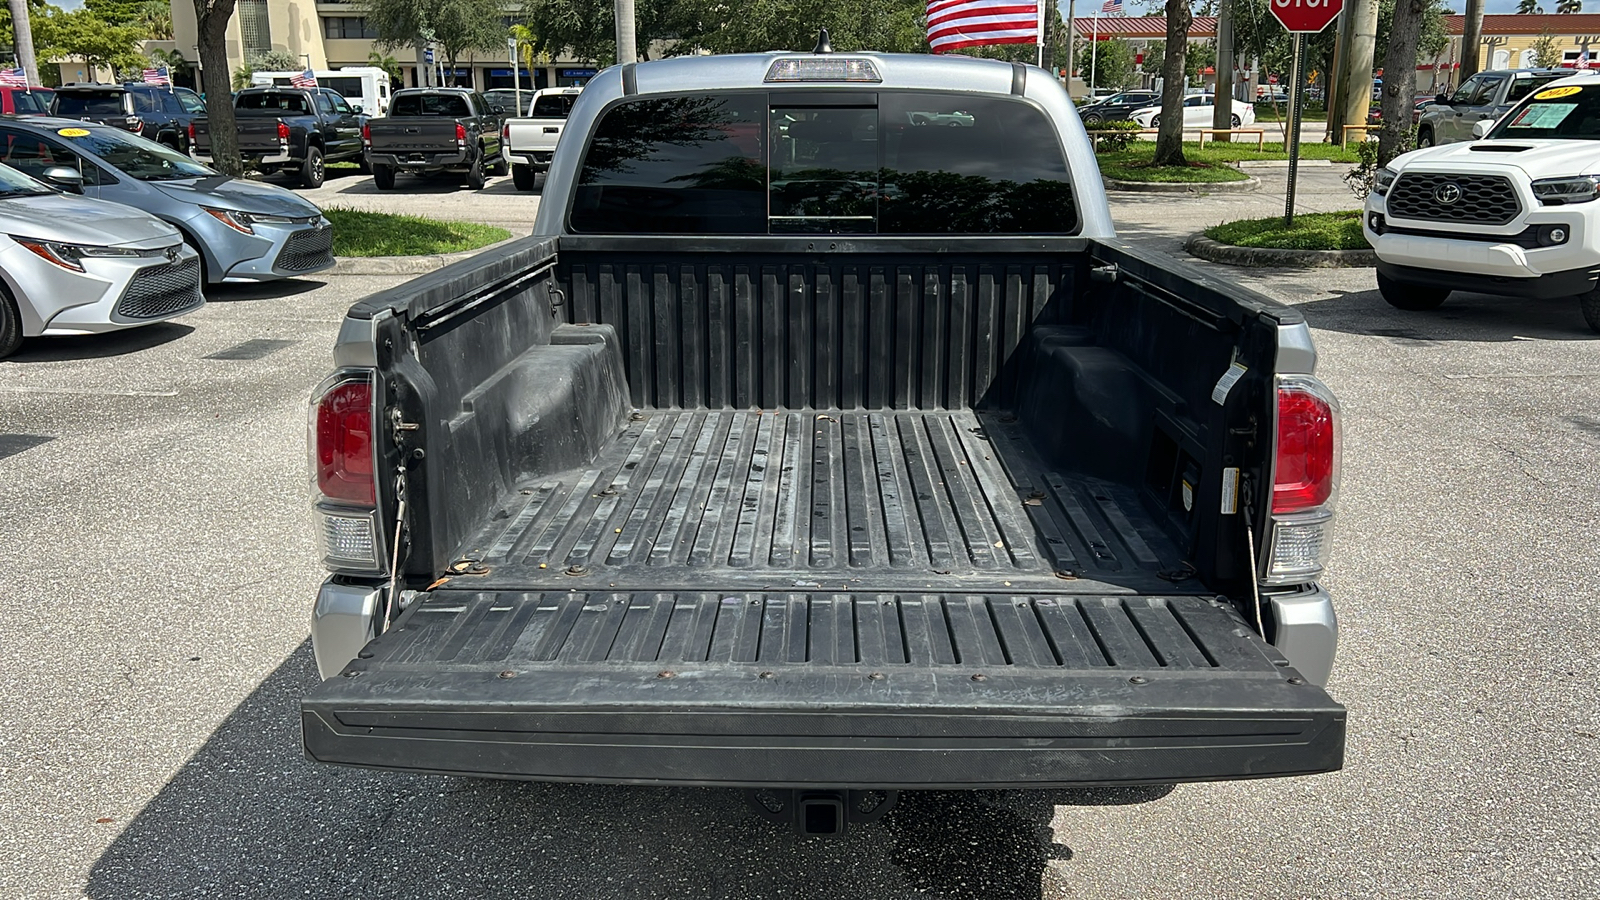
[304,590,1344,789]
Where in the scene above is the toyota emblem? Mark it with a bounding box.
[1434,182,1463,205]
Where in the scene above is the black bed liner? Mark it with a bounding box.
[453,409,1186,594]
[304,589,1344,787]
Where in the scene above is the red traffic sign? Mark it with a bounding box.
[1270,0,1342,34]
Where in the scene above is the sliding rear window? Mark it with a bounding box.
[569,91,1076,235]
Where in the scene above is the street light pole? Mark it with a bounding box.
[614,0,638,65]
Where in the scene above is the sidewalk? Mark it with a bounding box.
[1108,166,1361,258]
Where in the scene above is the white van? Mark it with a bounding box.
[250,66,392,115]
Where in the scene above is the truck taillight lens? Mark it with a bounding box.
[502,123,510,141]
[362,122,371,145]
[456,122,467,145]
[311,371,383,572]
[187,122,195,144]
[1265,376,1340,586]
[278,121,290,141]
[313,375,376,505]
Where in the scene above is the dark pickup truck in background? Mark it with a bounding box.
[303,53,1345,836]
[192,86,367,188]
[361,87,504,190]
[52,83,206,152]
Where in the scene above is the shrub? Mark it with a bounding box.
[1093,119,1143,154]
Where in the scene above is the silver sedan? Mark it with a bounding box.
[0,162,202,359]
[0,119,333,284]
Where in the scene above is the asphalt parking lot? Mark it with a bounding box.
[1,167,1596,899]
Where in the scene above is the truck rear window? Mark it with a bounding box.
[53,95,127,117]
[570,91,1077,235]
[238,93,310,113]
[531,94,577,118]
[390,94,470,117]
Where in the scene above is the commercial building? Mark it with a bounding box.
[166,0,596,93]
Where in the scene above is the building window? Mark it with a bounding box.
[239,0,271,59]
[323,16,378,39]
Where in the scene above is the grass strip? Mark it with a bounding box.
[323,206,511,257]
[1203,210,1370,251]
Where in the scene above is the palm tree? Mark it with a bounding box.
[1557,0,1582,11]
[367,50,403,83]
[1516,0,1542,12]
[137,1,173,39]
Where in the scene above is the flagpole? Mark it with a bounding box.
[1090,9,1099,94]
[1036,0,1045,67]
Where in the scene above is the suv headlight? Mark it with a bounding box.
[10,236,139,272]
[1373,167,1397,196]
[1531,175,1600,205]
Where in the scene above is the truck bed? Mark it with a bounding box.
[453,408,1186,595]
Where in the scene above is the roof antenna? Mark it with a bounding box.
[814,27,833,54]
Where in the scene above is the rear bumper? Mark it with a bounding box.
[304,590,1346,789]
[368,149,469,170]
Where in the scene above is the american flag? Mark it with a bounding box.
[290,68,318,88]
[1580,50,1591,70]
[142,66,171,86]
[0,67,27,88]
[926,0,1041,52]
[1100,0,1123,13]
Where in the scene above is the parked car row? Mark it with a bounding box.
[0,118,332,359]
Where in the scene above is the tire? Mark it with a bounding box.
[1377,270,1449,311]
[373,163,396,191]
[512,163,536,191]
[299,145,325,189]
[465,151,486,190]
[1231,114,1241,128]
[490,153,508,176]
[0,284,22,360]
[357,153,372,175]
[1416,128,1435,148]
[1580,290,1600,334]
[1083,112,1103,126]
[1151,114,1161,128]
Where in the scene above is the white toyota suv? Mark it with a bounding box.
[1364,73,1600,332]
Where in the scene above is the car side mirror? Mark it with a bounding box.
[350,104,363,115]
[1472,118,1495,139]
[1435,92,1450,106]
[491,104,506,115]
[41,166,84,194]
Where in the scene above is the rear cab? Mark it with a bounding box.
[304,53,1345,813]
[50,84,142,135]
[501,86,582,185]
[362,88,501,184]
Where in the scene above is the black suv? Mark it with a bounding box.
[1078,90,1161,126]
[50,83,207,153]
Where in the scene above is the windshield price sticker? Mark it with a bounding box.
[1534,86,1584,100]
[56,127,90,137]
[1510,104,1576,129]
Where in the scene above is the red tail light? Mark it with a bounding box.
[362,122,371,145]
[455,122,467,145]
[277,121,290,141]
[187,122,195,144]
[314,378,375,506]
[502,122,510,141]
[1273,381,1338,514]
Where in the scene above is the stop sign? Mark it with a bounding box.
[1270,0,1343,34]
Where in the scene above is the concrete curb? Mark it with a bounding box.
[330,237,520,275]
[1183,233,1377,269]
[1237,159,1336,169]
[1103,175,1260,193]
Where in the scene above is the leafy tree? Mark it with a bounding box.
[1140,40,1166,75]
[1531,32,1562,67]
[136,0,170,38]
[257,49,302,70]
[367,49,405,82]
[364,0,506,84]
[1077,39,1138,90]
[669,0,925,59]
[35,8,147,78]
[1517,0,1543,12]
[195,0,243,175]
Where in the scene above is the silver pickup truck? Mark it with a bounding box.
[500,86,582,191]
[303,50,1346,836]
